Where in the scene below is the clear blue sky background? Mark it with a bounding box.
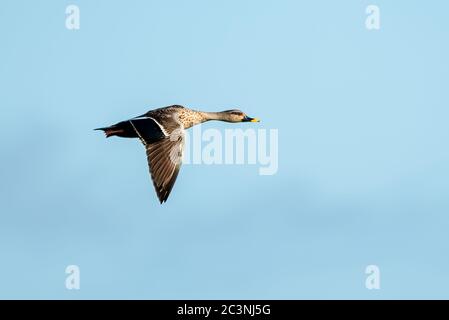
[1,0,448,299]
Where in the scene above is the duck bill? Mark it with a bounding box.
[243,116,260,122]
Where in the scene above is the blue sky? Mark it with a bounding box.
[0,0,449,299]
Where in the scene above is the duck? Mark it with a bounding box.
[96,105,260,203]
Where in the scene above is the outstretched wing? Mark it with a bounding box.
[129,116,184,203]
[145,132,184,203]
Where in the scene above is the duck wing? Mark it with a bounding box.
[129,115,184,203]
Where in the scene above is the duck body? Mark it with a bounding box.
[96,105,259,203]
[97,105,193,138]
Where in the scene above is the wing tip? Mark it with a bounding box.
[157,190,170,204]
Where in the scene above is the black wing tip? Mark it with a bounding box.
[157,191,170,204]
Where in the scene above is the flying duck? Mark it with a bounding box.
[96,105,260,203]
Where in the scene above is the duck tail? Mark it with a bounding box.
[94,126,123,138]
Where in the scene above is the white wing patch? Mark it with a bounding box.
[148,117,169,136]
[129,120,147,145]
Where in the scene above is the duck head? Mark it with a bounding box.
[220,109,260,123]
